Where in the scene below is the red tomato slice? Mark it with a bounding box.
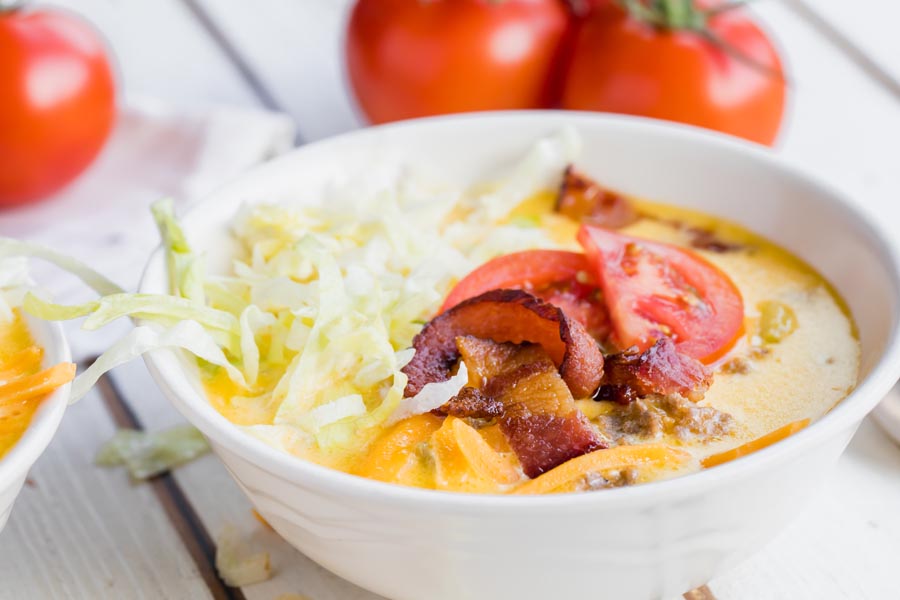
[442,250,589,311]
[577,225,744,363]
[441,250,609,340]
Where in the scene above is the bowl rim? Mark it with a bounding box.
[0,315,71,485]
[141,110,900,512]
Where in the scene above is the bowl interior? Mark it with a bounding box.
[0,315,71,481]
[140,112,900,503]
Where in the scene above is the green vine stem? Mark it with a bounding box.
[617,0,784,81]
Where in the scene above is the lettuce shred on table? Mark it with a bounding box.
[14,129,580,457]
[215,523,271,587]
[96,425,211,480]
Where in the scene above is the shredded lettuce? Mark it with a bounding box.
[239,306,274,386]
[0,238,123,296]
[5,131,580,463]
[96,425,210,480]
[388,361,469,425]
[0,257,34,321]
[215,524,271,586]
[70,321,247,403]
[26,292,239,334]
[152,198,205,303]
[300,393,367,433]
[474,126,580,223]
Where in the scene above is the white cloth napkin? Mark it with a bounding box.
[0,96,296,360]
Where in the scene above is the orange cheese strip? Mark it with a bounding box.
[355,413,443,485]
[0,362,75,458]
[701,418,810,469]
[513,443,692,495]
[0,362,75,409]
[432,417,521,492]
[478,423,513,454]
[0,346,43,382]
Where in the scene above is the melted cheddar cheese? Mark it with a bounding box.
[0,310,47,457]
[205,193,860,494]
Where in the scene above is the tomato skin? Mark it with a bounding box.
[441,249,610,340]
[561,4,785,146]
[346,0,570,124]
[441,250,590,312]
[577,225,744,362]
[0,8,116,207]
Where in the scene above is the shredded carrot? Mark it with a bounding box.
[513,444,692,495]
[0,362,75,408]
[701,418,810,469]
[0,346,43,382]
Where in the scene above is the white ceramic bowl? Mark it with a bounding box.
[141,113,900,600]
[0,316,71,531]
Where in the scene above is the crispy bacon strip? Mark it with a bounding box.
[490,360,605,477]
[556,166,638,229]
[436,387,504,419]
[402,290,604,398]
[437,340,605,478]
[595,337,712,404]
[687,227,743,253]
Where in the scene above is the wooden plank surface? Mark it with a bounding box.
[48,0,259,110]
[790,0,900,94]
[0,384,212,600]
[191,0,363,141]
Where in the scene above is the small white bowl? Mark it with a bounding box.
[0,316,71,531]
[141,113,900,600]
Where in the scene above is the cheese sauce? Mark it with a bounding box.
[204,192,860,493]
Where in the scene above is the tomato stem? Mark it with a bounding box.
[701,29,786,82]
[617,0,782,81]
[619,0,753,31]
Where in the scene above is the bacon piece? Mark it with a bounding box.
[488,360,605,478]
[503,411,603,478]
[556,166,638,229]
[435,387,504,419]
[439,341,605,478]
[402,290,604,398]
[455,335,547,387]
[596,337,712,404]
[687,227,742,253]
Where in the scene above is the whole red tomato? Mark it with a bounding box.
[346,0,571,124]
[0,5,116,207]
[561,1,786,145]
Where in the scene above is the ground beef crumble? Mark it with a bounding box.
[576,467,640,491]
[595,394,735,443]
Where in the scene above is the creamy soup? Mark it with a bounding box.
[200,162,859,495]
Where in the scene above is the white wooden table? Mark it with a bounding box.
[3,1,900,598]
